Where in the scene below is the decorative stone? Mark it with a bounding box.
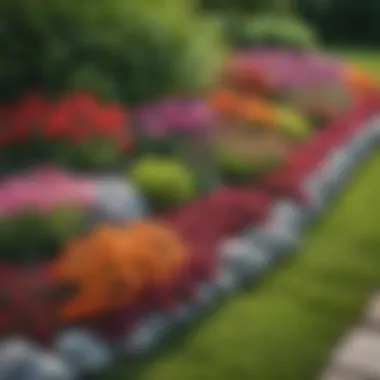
[94,177,148,222]
[214,269,239,294]
[0,338,41,380]
[123,313,172,355]
[218,237,269,279]
[332,327,380,379]
[269,200,304,228]
[27,352,76,380]
[195,282,221,307]
[253,218,301,255]
[370,119,380,141]
[172,303,199,325]
[55,328,113,374]
[302,174,325,213]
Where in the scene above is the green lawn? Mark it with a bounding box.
[103,151,380,380]
[100,51,380,380]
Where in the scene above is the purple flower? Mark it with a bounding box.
[133,98,215,137]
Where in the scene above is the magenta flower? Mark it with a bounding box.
[0,167,97,216]
[133,98,215,138]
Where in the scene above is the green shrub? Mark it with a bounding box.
[225,13,318,50]
[275,106,312,141]
[0,207,85,264]
[216,145,281,185]
[129,156,197,210]
[1,0,225,103]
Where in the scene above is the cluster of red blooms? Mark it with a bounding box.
[0,91,132,149]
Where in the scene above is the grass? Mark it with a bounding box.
[100,50,380,380]
[102,151,380,380]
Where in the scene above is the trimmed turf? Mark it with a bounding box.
[103,150,380,380]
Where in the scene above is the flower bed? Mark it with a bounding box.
[0,48,380,380]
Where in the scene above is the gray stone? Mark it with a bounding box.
[332,327,380,379]
[218,237,270,278]
[0,338,41,380]
[123,313,172,355]
[94,177,148,222]
[254,219,301,254]
[172,303,199,325]
[195,282,222,307]
[55,328,113,374]
[268,200,304,229]
[214,269,239,294]
[27,352,76,380]
[302,174,326,212]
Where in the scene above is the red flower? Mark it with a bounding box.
[97,104,128,139]
[11,92,49,142]
[44,93,99,142]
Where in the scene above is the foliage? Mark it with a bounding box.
[0,0,225,103]
[0,207,85,264]
[275,106,312,141]
[0,92,130,171]
[224,13,318,50]
[216,145,281,184]
[209,89,278,126]
[53,220,188,321]
[129,156,197,210]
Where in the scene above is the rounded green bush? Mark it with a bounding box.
[276,106,312,141]
[129,156,197,210]
[216,145,281,185]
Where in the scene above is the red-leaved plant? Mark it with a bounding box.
[0,91,133,172]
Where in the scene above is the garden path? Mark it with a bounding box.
[320,291,380,380]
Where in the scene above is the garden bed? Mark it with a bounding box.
[1,102,380,380]
[1,37,380,380]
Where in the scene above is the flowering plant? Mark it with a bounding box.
[209,89,278,126]
[52,220,188,322]
[133,97,219,192]
[133,97,214,139]
[0,92,132,172]
[0,166,96,217]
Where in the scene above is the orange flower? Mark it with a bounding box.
[52,221,188,322]
[344,65,377,97]
[240,96,278,126]
[208,89,242,117]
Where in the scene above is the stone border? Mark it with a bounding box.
[1,117,380,380]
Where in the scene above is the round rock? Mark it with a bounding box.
[55,328,114,374]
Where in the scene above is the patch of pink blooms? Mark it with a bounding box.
[234,48,345,89]
[0,165,98,216]
[133,98,215,138]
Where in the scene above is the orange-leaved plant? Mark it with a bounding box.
[52,220,188,322]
